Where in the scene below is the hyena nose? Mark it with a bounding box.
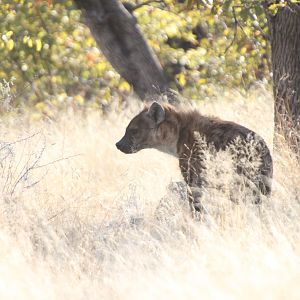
[115,141,122,150]
[116,139,131,154]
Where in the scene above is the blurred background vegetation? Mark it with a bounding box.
[0,0,270,115]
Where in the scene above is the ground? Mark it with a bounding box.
[0,85,299,299]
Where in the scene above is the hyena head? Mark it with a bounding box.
[116,102,178,155]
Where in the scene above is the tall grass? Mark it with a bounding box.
[0,86,299,300]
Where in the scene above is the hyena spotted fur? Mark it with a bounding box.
[116,102,273,212]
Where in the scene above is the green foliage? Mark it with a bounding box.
[266,0,299,16]
[0,0,125,112]
[0,0,271,112]
[135,0,270,99]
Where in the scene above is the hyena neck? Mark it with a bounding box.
[153,106,181,157]
[155,106,209,158]
[155,140,178,157]
[176,109,208,156]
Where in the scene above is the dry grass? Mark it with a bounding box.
[0,86,300,300]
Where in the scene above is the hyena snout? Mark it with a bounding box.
[116,136,133,154]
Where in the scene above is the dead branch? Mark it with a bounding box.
[10,136,46,195]
[0,129,84,197]
[34,153,82,169]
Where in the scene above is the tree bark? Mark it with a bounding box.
[266,3,300,155]
[74,0,176,101]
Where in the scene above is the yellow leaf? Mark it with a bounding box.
[198,78,207,85]
[240,47,247,55]
[86,37,94,47]
[74,95,85,105]
[7,39,14,50]
[28,39,33,48]
[35,102,46,111]
[6,31,13,38]
[36,39,42,51]
[177,73,186,87]
[119,81,131,92]
[165,24,179,37]
[96,62,107,73]
[268,4,278,11]
[268,3,284,15]
[243,27,251,36]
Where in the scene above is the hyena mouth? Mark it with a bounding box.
[130,146,138,153]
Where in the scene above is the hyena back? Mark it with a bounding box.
[116,102,273,209]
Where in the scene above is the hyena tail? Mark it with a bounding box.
[238,147,273,203]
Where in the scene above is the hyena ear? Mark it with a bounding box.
[147,102,165,124]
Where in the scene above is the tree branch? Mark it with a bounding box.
[74,0,177,101]
[123,0,165,12]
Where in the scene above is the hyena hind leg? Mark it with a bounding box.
[187,186,207,218]
[229,175,270,204]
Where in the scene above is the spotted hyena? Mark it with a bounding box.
[116,102,273,211]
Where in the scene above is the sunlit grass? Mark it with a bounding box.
[0,85,299,299]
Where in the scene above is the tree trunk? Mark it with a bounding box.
[74,0,176,101]
[266,3,300,155]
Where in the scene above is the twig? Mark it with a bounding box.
[48,208,67,222]
[10,152,81,195]
[24,168,49,189]
[0,132,41,151]
[0,129,82,196]
[2,152,14,195]
[130,0,165,11]
[225,5,249,54]
[1,132,42,195]
[34,153,82,169]
[10,138,46,195]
